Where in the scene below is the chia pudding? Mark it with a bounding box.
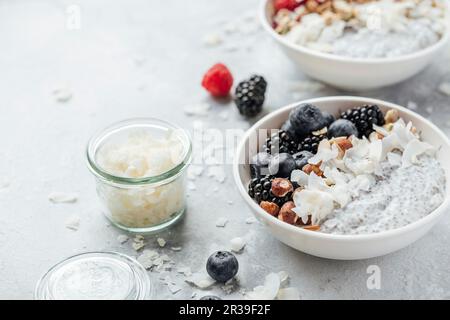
[250,103,447,235]
[272,0,448,58]
[320,154,446,235]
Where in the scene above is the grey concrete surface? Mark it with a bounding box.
[0,0,450,300]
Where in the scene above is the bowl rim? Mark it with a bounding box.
[259,0,450,65]
[233,96,450,241]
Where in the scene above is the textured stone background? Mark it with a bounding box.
[0,0,449,299]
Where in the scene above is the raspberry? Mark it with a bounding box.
[274,0,302,12]
[201,63,233,97]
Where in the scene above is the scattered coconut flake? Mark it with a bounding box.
[438,82,450,96]
[277,287,300,300]
[177,266,192,277]
[203,33,222,46]
[184,103,211,116]
[117,234,129,244]
[278,271,289,285]
[52,86,73,102]
[132,55,146,66]
[187,181,196,191]
[406,101,418,110]
[157,237,166,247]
[289,80,325,94]
[137,250,159,269]
[387,152,402,167]
[426,106,433,114]
[207,166,226,183]
[230,237,246,252]
[246,273,281,300]
[171,246,182,251]
[132,235,145,251]
[185,273,216,289]
[0,180,10,189]
[65,215,80,231]
[245,217,256,224]
[219,110,229,120]
[227,200,234,205]
[215,217,228,227]
[48,192,78,204]
[168,283,182,294]
[187,165,204,180]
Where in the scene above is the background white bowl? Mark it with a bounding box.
[233,96,450,260]
[260,0,450,91]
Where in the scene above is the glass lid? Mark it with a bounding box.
[35,252,152,300]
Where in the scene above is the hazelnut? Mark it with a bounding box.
[305,0,318,12]
[278,201,298,225]
[302,163,323,176]
[384,109,399,124]
[260,201,280,217]
[271,178,293,197]
[296,215,312,226]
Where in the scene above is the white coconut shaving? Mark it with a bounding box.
[117,234,129,244]
[185,273,216,289]
[291,117,437,226]
[48,192,78,203]
[183,103,211,116]
[207,166,226,183]
[157,237,166,247]
[246,273,281,300]
[52,86,73,102]
[65,215,80,231]
[277,288,300,300]
[202,33,223,47]
[438,82,450,96]
[215,217,228,227]
[230,237,246,252]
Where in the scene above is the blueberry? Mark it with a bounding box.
[288,104,327,138]
[200,295,222,300]
[281,120,297,140]
[206,251,239,283]
[328,119,359,138]
[322,111,335,127]
[293,151,314,170]
[250,152,271,178]
[268,153,296,178]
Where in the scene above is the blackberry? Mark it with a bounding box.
[262,130,297,154]
[248,176,292,206]
[296,132,326,153]
[340,105,385,138]
[234,75,267,117]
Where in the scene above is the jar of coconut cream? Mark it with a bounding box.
[86,118,191,233]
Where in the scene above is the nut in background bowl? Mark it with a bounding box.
[233,96,450,260]
[259,0,450,91]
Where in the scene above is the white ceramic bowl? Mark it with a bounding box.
[233,96,450,260]
[260,0,450,91]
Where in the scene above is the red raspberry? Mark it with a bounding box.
[201,63,233,98]
[274,0,303,12]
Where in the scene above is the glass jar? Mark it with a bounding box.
[86,118,191,233]
[35,252,153,300]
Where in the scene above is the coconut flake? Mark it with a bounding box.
[184,103,211,116]
[230,237,246,252]
[439,82,450,96]
[290,169,309,186]
[157,237,166,247]
[117,234,129,244]
[402,139,435,167]
[65,215,80,231]
[277,287,300,300]
[215,217,228,227]
[245,217,257,224]
[48,192,78,203]
[185,273,216,289]
[246,273,281,300]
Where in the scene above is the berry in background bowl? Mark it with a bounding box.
[233,96,450,260]
[259,0,450,90]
